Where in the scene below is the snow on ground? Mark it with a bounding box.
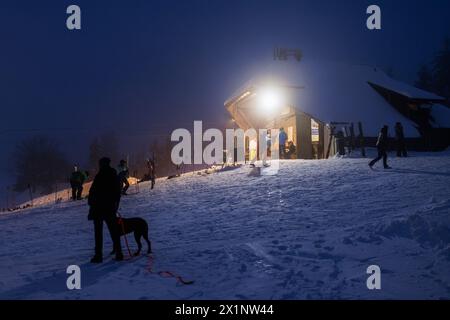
[0,150,449,299]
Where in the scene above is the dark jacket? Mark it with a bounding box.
[117,164,129,180]
[147,160,155,177]
[395,124,405,140]
[287,143,296,158]
[88,166,121,219]
[70,171,86,186]
[279,130,287,146]
[376,127,389,150]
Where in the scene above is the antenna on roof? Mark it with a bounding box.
[273,47,302,62]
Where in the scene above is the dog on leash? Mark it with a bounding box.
[111,217,152,256]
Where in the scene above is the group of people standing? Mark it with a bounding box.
[248,127,296,166]
[68,158,156,262]
[67,156,159,263]
[69,158,157,200]
[274,123,408,167]
[77,123,408,263]
[278,127,297,159]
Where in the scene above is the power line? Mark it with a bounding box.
[0,120,229,136]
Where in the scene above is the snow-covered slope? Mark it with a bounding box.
[1,150,450,299]
[1,177,141,212]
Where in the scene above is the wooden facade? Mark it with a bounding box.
[225,93,332,159]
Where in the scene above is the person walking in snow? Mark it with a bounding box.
[69,165,87,200]
[88,157,123,263]
[369,125,392,169]
[146,157,156,190]
[279,127,288,159]
[117,159,130,195]
[395,122,408,158]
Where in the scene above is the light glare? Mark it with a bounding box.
[258,88,282,114]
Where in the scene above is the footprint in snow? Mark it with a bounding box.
[311,265,320,272]
[342,237,353,245]
[282,256,294,263]
[131,268,141,277]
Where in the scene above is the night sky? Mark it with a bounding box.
[1,0,449,178]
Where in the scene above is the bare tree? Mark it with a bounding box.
[100,131,120,164]
[88,131,121,174]
[432,38,450,99]
[13,136,70,194]
[415,64,434,92]
[88,137,102,173]
[416,38,450,99]
[149,136,175,178]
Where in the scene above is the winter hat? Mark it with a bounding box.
[99,157,111,168]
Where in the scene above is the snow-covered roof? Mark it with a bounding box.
[225,60,446,137]
[369,76,444,101]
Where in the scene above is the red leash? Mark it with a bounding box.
[117,217,133,258]
[147,254,194,285]
[117,213,193,285]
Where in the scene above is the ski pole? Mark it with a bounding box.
[28,184,34,207]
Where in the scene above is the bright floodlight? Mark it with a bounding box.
[258,87,282,114]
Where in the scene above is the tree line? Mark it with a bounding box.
[12,132,175,195]
[415,38,450,100]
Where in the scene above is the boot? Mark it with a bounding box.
[90,255,103,263]
[115,252,124,261]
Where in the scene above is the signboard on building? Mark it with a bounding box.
[311,119,319,142]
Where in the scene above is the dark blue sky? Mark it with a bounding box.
[0,0,449,174]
